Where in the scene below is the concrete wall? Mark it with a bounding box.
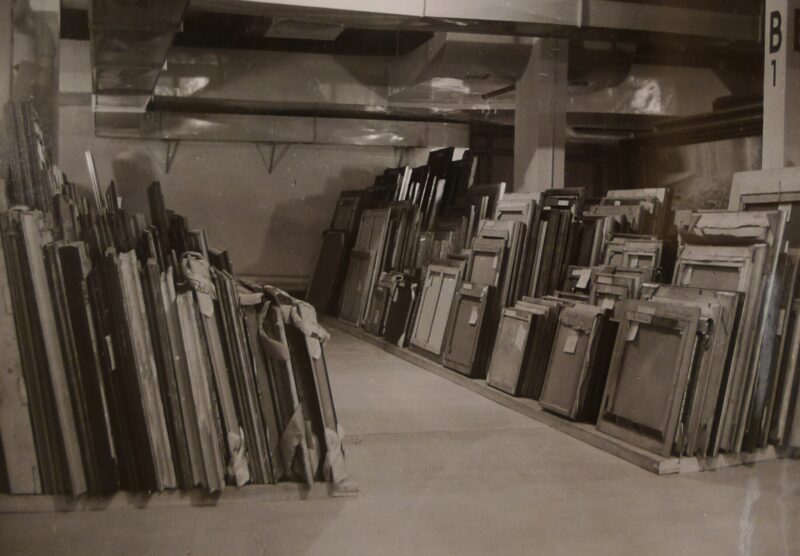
[58,105,417,286]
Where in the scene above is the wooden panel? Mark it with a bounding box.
[2,211,62,493]
[495,196,536,225]
[641,285,741,457]
[616,329,680,427]
[603,237,663,270]
[53,243,118,494]
[589,204,645,233]
[467,183,506,219]
[364,272,401,336]
[338,249,374,326]
[241,297,285,483]
[518,301,561,399]
[532,209,563,296]
[291,301,347,484]
[771,299,800,447]
[215,271,271,485]
[20,211,86,495]
[539,304,612,421]
[121,251,177,490]
[745,249,800,450]
[411,272,443,348]
[486,308,532,396]
[785,299,800,449]
[175,291,225,492]
[330,191,361,233]
[598,301,701,457]
[410,265,460,355]
[353,209,388,252]
[672,243,768,452]
[442,283,490,377]
[142,258,192,489]
[428,273,458,352]
[306,230,347,314]
[358,209,391,322]
[383,280,417,347]
[468,238,505,287]
[0,218,41,494]
[279,297,327,482]
[540,318,593,418]
[605,187,671,237]
[257,297,314,486]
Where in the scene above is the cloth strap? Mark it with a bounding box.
[323,425,347,484]
[181,251,216,317]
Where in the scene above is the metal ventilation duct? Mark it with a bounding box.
[389,33,533,107]
[263,17,344,40]
[89,0,189,113]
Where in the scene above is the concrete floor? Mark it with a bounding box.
[1,328,799,555]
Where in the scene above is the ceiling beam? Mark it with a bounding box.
[190,0,759,43]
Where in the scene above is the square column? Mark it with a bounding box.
[513,38,568,193]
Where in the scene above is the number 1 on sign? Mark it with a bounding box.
[772,59,778,87]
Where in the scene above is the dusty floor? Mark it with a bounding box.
[1,327,799,555]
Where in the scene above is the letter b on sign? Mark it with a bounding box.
[771,10,783,54]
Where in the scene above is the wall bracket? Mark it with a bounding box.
[165,140,181,174]
[255,142,290,175]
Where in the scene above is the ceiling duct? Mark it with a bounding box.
[89,0,189,118]
[388,33,532,107]
[263,17,344,40]
[567,41,636,92]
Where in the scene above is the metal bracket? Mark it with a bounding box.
[165,140,181,174]
[255,143,290,174]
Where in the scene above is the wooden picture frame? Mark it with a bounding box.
[339,249,376,326]
[597,301,701,457]
[539,304,614,421]
[442,282,490,377]
[410,265,461,356]
[641,285,742,457]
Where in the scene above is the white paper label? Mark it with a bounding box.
[468,306,479,325]
[514,326,527,350]
[576,269,592,289]
[626,322,640,342]
[563,330,579,354]
[601,297,615,310]
[557,199,569,207]
[614,200,622,206]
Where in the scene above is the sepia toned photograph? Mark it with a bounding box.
[0,0,799,554]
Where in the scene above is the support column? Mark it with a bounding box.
[513,38,568,194]
[763,0,800,168]
[0,0,12,187]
